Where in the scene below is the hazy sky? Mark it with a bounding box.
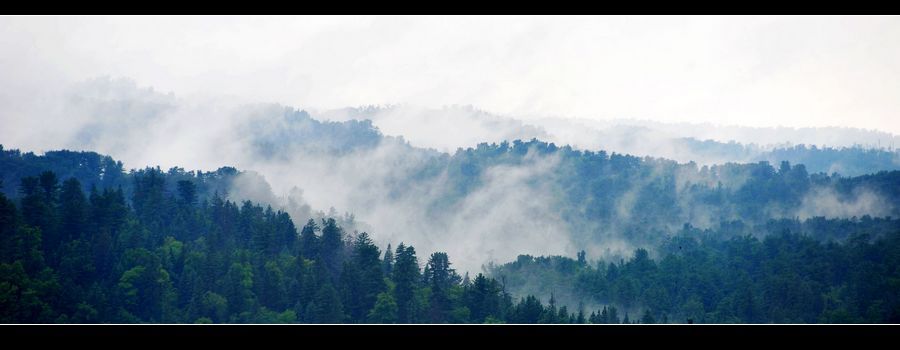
[2,15,900,133]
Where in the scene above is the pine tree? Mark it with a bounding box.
[0,190,20,262]
[176,180,197,206]
[313,283,344,323]
[600,306,609,323]
[576,302,586,324]
[392,243,420,323]
[541,293,558,323]
[513,295,543,324]
[608,305,620,324]
[339,262,363,322]
[350,233,385,320]
[59,178,87,242]
[368,292,398,323]
[467,273,502,323]
[641,309,656,324]
[20,174,59,259]
[319,218,344,281]
[382,243,393,276]
[425,252,459,323]
[299,219,319,259]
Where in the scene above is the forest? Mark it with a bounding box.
[1,145,900,323]
[7,104,900,276]
[489,221,900,323]
[0,166,598,324]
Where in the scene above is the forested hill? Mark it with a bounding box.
[10,88,899,271]
[227,107,900,268]
[487,218,900,323]
[5,133,900,268]
[671,139,900,177]
[1,146,899,323]
[320,105,900,176]
[0,145,241,201]
[1,166,506,323]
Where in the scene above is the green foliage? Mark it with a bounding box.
[367,291,398,323]
[490,228,900,324]
[2,149,900,324]
[392,243,420,323]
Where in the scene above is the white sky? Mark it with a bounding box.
[2,15,900,134]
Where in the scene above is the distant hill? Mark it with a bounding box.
[4,78,900,272]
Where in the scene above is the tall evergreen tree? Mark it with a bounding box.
[466,273,502,323]
[19,175,58,258]
[349,232,385,321]
[313,283,344,323]
[392,243,420,323]
[0,190,19,262]
[59,178,87,242]
[319,218,344,281]
[176,180,197,206]
[382,243,393,276]
[424,252,459,323]
[299,219,319,260]
[368,291,399,323]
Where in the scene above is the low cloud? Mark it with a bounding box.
[3,77,898,273]
[796,187,894,220]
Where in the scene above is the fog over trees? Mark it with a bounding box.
[2,83,900,323]
[4,78,900,274]
[4,16,900,325]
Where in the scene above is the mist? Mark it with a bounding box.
[5,16,900,133]
[5,76,899,274]
[5,15,900,275]
[316,105,900,174]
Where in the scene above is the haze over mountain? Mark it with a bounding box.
[4,16,900,323]
[319,104,900,176]
[3,77,900,274]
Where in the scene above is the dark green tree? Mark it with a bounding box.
[392,243,420,323]
[299,219,319,260]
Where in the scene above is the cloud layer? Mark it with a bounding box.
[4,16,900,133]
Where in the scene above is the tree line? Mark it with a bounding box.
[1,168,639,323]
[2,145,899,323]
[489,222,900,323]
